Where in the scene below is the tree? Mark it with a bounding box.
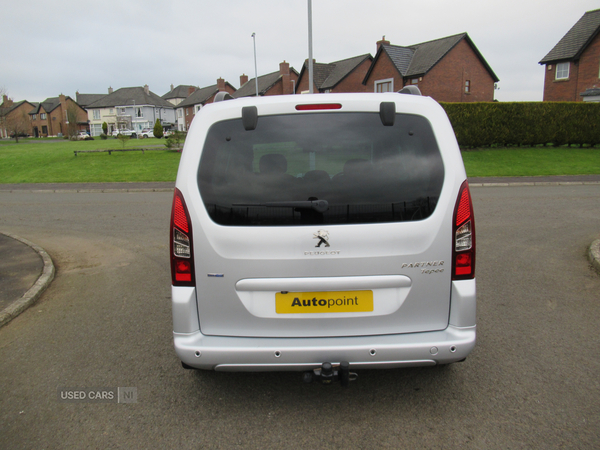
[153,119,163,139]
[117,133,129,148]
[102,122,108,135]
[4,111,30,143]
[66,102,80,139]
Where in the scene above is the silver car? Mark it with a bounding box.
[170,91,476,377]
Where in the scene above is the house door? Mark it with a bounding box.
[33,127,39,138]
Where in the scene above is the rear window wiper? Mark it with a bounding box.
[232,199,329,213]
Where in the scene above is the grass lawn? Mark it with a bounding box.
[0,138,598,183]
[0,138,181,183]
[461,146,600,177]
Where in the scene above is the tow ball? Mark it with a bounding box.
[303,362,358,387]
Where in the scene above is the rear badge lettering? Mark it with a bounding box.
[304,250,340,256]
[402,261,445,274]
[401,260,444,269]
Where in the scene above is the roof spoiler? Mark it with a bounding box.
[398,85,422,96]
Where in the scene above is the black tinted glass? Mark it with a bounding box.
[198,112,444,226]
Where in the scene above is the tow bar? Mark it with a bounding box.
[302,362,358,387]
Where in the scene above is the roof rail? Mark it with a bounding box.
[398,85,422,96]
[214,92,234,102]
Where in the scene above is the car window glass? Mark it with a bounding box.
[198,112,444,226]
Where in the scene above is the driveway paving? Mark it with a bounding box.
[0,182,599,449]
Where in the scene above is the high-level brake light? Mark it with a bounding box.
[295,103,342,111]
[170,188,195,286]
[452,181,476,280]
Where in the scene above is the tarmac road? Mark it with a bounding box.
[0,183,599,449]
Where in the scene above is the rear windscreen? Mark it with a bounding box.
[197,112,444,226]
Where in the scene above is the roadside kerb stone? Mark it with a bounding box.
[0,233,55,329]
[589,239,600,275]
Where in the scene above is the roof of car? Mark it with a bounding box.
[539,9,600,64]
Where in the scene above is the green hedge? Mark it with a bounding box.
[440,102,600,148]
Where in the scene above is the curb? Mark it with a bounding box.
[469,181,600,188]
[0,188,174,194]
[589,239,600,275]
[0,233,55,329]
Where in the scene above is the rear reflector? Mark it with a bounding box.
[173,195,189,233]
[295,103,342,111]
[170,188,195,287]
[452,181,476,280]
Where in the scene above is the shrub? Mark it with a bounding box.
[440,102,600,148]
[100,133,108,140]
[153,119,164,139]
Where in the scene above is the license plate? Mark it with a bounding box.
[275,290,374,314]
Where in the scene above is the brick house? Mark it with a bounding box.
[539,9,600,102]
[29,95,88,138]
[295,54,373,93]
[164,85,199,131]
[86,86,176,136]
[363,34,499,102]
[233,61,298,98]
[0,96,35,138]
[176,79,236,131]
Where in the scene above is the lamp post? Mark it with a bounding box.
[252,32,259,97]
[308,0,314,94]
[130,99,135,131]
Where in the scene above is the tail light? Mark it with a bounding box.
[452,180,476,280]
[170,188,195,286]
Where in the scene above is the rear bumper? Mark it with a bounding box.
[173,325,476,371]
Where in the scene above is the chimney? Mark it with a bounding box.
[376,35,390,52]
[108,86,113,94]
[171,84,174,92]
[240,74,249,87]
[2,95,10,106]
[217,78,226,91]
[144,84,149,95]
[280,61,292,95]
[188,86,196,95]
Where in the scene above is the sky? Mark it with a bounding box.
[2,0,599,103]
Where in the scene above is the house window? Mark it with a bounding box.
[93,110,101,120]
[195,105,202,113]
[42,126,48,134]
[136,108,143,118]
[32,114,37,121]
[109,109,114,114]
[411,78,419,85]
[375,79,393,93]
[178,109,183,118]
[465,80,471,93]
[40,113,46,120]
[90,123,103,137]
[556,62,569,80]
[120,108,126,114]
